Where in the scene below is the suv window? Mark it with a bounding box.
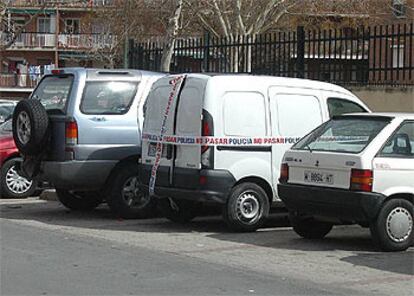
[379,122,414,158]
[80,81,138,115]
[32,75,73,112]
[328,98,367,117]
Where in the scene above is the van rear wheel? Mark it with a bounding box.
[289,212,333,239]
[106,162,156,219]
[158,198,199,223]
[370,198,413,252]
[223,182,270,232]
[56,189,103,211]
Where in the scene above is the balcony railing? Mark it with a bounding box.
[2,32,116,50]
[0,73,41,89]
[7,0,119,8]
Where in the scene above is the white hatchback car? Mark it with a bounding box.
[278,113,414,251]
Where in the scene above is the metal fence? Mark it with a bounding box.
[129,23,414,86]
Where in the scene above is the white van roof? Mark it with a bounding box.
[178,73,355,97]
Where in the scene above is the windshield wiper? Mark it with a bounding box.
[305,144,313,153]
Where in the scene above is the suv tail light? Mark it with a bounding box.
[279,163,289,183]
[201,110,214,168]
[65,120,78,145]
[350,169,373,192]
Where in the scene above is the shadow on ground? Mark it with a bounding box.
[1,197,413,275]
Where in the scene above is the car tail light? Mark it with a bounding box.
[279,163,289,183]
[350,169,373,192]
[51,69,64,75]
[65,120,78,145]
[201,110,214,168]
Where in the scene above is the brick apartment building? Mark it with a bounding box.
[0,0,118,99]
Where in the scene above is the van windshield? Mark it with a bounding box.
[32,75,73,112]
[293,117,390,154]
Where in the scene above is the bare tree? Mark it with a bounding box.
[160,0,183,72]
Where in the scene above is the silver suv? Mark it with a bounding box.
[12,68,164,218]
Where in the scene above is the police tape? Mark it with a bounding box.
[143,133,301,146]
[148,75,186,196]
[143,134,370,146]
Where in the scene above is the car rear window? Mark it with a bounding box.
[327,98,367,117]
[0,103,15,123]
[293,117,390,154]
[80,81,138,115]
[32,75,73,112]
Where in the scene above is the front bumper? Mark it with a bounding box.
[138,164,236,204]
[39,160,117,190]
[278,183,387,222]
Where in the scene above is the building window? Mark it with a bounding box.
[38,17,52,33]
[64,19,80,34]
[392,45,405,68]
[392,0,407,18]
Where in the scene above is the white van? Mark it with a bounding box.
[139,74,370,231]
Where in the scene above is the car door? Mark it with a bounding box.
[373,121,414,194]
[268,87,324,200]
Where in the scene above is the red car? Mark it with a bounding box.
[0,120,37,198]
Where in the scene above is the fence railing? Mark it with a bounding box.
[129,23,414,86]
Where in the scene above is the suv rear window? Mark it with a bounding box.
[293,117,390,154]
[80,81,138,115]
[32,75,73,112]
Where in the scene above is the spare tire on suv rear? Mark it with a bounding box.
[12,100,50,156]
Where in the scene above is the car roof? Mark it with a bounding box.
[174,73,355,96]
[340,112,414,120]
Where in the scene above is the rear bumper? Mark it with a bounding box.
[138,164,236,204]
[39,160,117,190]
[277,183,387,222]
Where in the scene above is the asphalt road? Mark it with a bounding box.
[1,198,413,296]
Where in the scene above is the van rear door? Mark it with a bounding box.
[142,75,205,187]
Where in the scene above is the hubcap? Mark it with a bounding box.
[122,176,149,209]
[6,165,33,195]
[236,191,260,223]
[17,111,31,145]
[386,207,413,243]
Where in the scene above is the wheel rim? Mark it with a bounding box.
[5,165,33,195]
[122,176,150,209]
[386,206,413,243]
[236,191,261,223]
[16,111,31,145]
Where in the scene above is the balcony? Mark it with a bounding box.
[2,32,117,50]
[7,0,119,8]
[0,73,41,90]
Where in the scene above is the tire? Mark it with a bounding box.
[157,198,199,223]
[106,162,156,219]
[222,182,270,232]
[0,158,36,198]
[56,189,103,211]
[12,99,49,156]
[289,212,333,239]
[370,199,413,252]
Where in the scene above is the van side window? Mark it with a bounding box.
[223,92,266,137]
[328,98,367,117]
[379,122,414,158]
[272,94,323,137]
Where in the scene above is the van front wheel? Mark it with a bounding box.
[223,182,270,232]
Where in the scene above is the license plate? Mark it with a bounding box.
[304,170,334,185]
[148,143,169,158]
